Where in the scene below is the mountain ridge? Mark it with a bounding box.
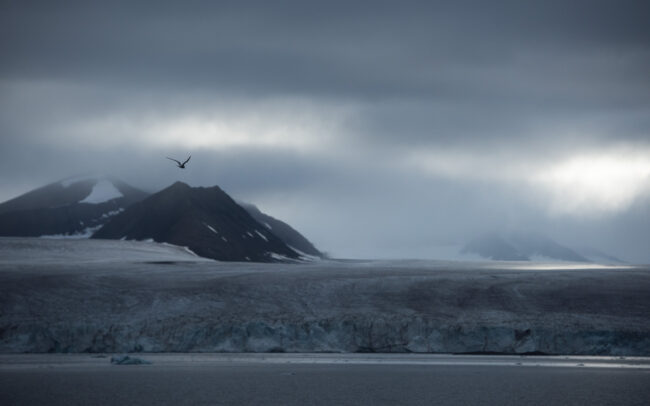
[459,232,624,263]
[0,177,323,263]
[92,181,309,262]
[0,176,148,237]
[239,202,324,258]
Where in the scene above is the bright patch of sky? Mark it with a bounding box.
[533,151,650,216]
[408,146,650,217]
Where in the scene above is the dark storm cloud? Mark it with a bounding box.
[1,1,649,261]
[2,0,648,98]
[2,0,648,152]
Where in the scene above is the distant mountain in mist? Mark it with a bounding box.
[0,176,147,237]
[461,232,624,264]
[572,246,626,265]
[92,182,316,262]
[461,233,531,261]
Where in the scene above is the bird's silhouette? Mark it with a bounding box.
[167,155,191,169]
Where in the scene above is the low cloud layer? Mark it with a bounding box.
[1,1,649,261]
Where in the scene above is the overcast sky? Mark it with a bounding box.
[1,0,649,262]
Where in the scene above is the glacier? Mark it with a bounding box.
[0,238,648,355]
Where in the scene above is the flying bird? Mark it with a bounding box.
[167,155,191,169]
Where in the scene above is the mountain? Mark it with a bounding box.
[239,202,323,258]
[509,233,589,262]
[573,246,626,265]
[0,176,148,237]
[461,233,529,261]
[92,182,303,262]
[461,232,589,262]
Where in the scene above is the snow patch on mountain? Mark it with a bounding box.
[160,242,202,258]
[39,224,104,239]
[269,252,294,261]
[255,230,268,242]
[101,208,124,218]
[39,207,125,239]
[79,180,123,204]
[288,245,321,261]
[204,223,218,234]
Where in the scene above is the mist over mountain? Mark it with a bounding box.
[460,232,624,263]
[0,176,627,264]
[461,233,531,261]
[0,176,147,237]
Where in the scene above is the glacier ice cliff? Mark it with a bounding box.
[1,239,649,355]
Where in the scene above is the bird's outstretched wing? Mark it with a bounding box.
[166,157,182,165]
[182,155,191,165]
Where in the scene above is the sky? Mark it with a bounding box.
[1,0,649,262]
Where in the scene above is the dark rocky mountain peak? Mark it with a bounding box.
[92,183,309,263]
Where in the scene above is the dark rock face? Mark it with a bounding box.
[462,232,588,262]
[240,202,323,258]
[92,182,301,262]
[0,177,148,237]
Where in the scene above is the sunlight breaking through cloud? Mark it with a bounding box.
[408,147,650,217]
[533,151,650,216]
